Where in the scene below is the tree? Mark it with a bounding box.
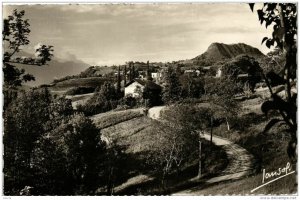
[260,48,286,86]
[3,88,73,195]
[222,55,262,92]
[260,48,285,75]
[117,65,121,96]
[142,82,162,107]
[204,76,242,131]
[47,114,106,195]
[180,74,204,99]
[162,66,182,104]
[3,9,54,108]
[3,9,54,87]
[147,104,210,189]
[103,141,128,195]
[250,3,297,161]
[78,82,118,115]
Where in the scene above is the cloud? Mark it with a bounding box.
[3,3,273,66]
[55,51,79,62]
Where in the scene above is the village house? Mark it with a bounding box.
[151,72,163,82]
[184,69,201,76]
[124,79,161,98]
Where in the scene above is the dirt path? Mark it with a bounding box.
[147,106,165,119]
[148,106,257,195]
[172,133,257,195]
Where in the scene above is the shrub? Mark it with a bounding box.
[77,82,119,116]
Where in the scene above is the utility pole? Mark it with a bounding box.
[198,132,202,179]
[210,116,213,146]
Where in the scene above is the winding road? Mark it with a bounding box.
[148,106,258,195]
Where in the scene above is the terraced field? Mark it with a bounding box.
[101,117,154,153]
[91,108,144,129]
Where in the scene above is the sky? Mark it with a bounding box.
[3,3,273,66]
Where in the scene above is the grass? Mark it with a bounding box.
[97,112,228,195]
[101,117,153,153]
[91,108,144,129]
[51,77,114,90]
[93,96,296,195]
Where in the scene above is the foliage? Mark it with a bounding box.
[260,48,285,74]
[3,63,35,87]
[146,104,207,189]
[180,74,204,99]
[103,141,129,195]
[162,66,182,104]
[122,95,138,108]
[43,114,105,194]
[78,82,119,116]
[204,76,242,130]
[222,55,262,92]
[3,88,73,195]
[204,76,243,97]
[142,83,162,107]
[250,3,297,161]
[3,9,54,89]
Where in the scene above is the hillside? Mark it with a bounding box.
[192,43,265,66]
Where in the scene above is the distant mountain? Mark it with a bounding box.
[10,52,90,87]
[192,43,265,66]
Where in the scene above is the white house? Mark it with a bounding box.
[184,69,200,76]
[151,72,163,81]
[124,79,161,98]
[124,80,144,97]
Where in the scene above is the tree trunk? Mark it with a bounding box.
[278,4,292,102]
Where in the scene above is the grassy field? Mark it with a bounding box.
[91,108,144,129]
[50,77,114,91]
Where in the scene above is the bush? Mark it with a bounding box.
[77,82,119,116]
